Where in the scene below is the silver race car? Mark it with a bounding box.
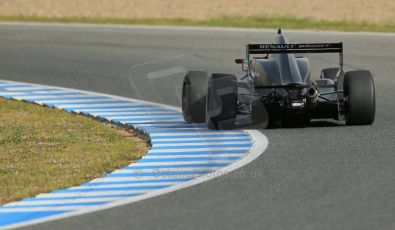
[182,29,375,129]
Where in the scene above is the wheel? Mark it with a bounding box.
[344,70,375,125]
[182,71,210,123]
[321,67,340,80]
[206,73,238,130]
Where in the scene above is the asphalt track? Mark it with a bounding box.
[0,23,395,230]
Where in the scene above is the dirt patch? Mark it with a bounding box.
[0,0,394,24]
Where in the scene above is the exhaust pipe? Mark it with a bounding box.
[307,87,319,103]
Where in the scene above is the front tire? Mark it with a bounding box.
[182,71,210,123]
[344,70,375,125]
[206,73,238,130]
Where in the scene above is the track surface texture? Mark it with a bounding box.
[1,23,395,230]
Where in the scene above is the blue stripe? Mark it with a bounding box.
[1,201,107,208]
[98,113,181,119]
[0,211,68,227]
[138,157,241,162]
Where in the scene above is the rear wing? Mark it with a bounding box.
[246,42,344,71]
[247,43,343,54]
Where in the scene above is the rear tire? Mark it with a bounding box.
[344,70,375,125]
[206,73,238,130]
[182,71,210,123]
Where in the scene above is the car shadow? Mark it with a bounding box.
[238,119,343,130]
[307,120,343,128]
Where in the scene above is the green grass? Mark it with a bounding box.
[0,15,394,32]
[0,98,149,205]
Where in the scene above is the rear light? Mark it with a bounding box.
[235,59,247,64]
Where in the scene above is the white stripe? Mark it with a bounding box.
[107,115,182,120]
[148,147,250,153]
[12,94,95,100]
[0,91,27,96]
[56,103,140,109]
[36,98,116,104]
[153,141,251,147]
[5,86,48,91]
[89,174,197,183]
[146,128,208,131]
[70,182,178,189]
[0,83,17,87]
[74,107,156,112]
[141,126,206,130]
[90,111,173,116]
[111,167,219,174]
[118,119,184,124]
[136,123,205,127]
[127,160,234,167]
[36,190,157,198]
[30,90,79,94]
[142,154,244,159]
[150,131,243,137]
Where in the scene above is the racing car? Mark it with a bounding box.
[181,29,375,129]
